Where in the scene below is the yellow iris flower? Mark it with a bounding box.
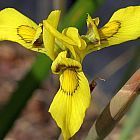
[0,6,139,140]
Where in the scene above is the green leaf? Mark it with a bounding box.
[120,95,140,140]
[0,54,51,139]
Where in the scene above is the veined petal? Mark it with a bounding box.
[99,6,140,47]
[85,6,140,54]
[49,69,91,140]
[43,10,61,60]
[51,51,82,74]
[0,8,45,53]
[30,23,47,54]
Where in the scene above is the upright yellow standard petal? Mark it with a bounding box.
[0,8,44,52]
[43,10,61,60]
[86,6,140,54]
[43,20,80,60]
[85,15,100,45]
[43,20,77,46]
[61,27,87,61]
[49,70,91,139]
[62,27,87,50]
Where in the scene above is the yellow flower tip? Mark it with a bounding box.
[46,10,61,25]
[0,8,17,14]
[42,10,61,60]
[85,14,100,45]
[93,17,100,26]
[52,9,61,14]
[87,14,99,27]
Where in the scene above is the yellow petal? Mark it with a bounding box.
[43,20,80,60]
[61,27,87,61]
[86,6,140,54]
[49,69,91,140]
[51,51,82,74]
[0,8,44,52]
[85,15,100,44]
[28,23,47,54]
[43,10,61,60]
[62,27,87,50]
[98,6,140,47]
[43,20,77,46]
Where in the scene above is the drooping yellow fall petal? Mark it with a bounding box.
[86,6,140,54]
[49,69,91,140]
[0,8,45,53]
[43,10,61,60]
[49,51,91,139]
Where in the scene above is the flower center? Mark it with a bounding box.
[51,51,82,74]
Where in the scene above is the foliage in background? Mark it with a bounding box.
[120,96,140,140]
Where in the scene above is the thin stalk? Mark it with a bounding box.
[86,69,140,140]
